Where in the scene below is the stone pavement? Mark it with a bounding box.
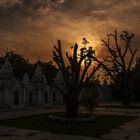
[101,117,140,140]
[94,107,140,116]
[0,107,140,140]
[0,106,64,120]
[0,126,100,140]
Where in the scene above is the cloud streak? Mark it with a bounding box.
[0,0,139,62]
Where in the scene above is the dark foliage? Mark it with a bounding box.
[0,51,57,82]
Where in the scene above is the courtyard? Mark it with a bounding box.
[0,105,140,140]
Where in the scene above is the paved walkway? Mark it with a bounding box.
[101,117,140,140]
[0,107,140,140]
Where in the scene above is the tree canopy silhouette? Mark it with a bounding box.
[53,40,101,117]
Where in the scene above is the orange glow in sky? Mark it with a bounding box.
[0,0,139,62]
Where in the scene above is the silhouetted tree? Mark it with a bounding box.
[100,30,137,106]
[53,40,101,117]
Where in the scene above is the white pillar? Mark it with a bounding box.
[4,89,9,107]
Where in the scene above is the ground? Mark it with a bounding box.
[0,114,135,137]
[0,104,140,140]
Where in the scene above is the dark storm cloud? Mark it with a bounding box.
[60,0,119,14]
[0,0,139,61]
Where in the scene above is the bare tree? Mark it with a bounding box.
[100,30,137,106]
[53,40,101,117]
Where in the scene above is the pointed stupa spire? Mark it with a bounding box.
[0,59,13,77]
[34,64,43,78]
[32,63,45,84]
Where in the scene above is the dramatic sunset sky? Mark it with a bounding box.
[0,0,140,62]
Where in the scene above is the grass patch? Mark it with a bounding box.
[0,114,136,137]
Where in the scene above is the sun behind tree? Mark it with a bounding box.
[53,40,101,117]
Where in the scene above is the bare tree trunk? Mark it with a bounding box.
[62,88,80,117]
[121,72,131,106]
[121,71,135,106]
[64,94,79,117]
[65,101,79,117]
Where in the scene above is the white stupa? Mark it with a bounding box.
[0,59,14,78]
[32,64,44,84]
[0,59,14,88]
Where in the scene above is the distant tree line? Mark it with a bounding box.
[0,51,58,82]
